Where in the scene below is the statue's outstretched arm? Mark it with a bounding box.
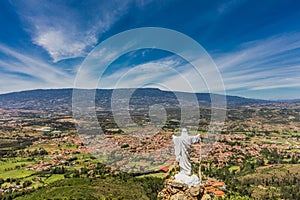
[190,134,201,144]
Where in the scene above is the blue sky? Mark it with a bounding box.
[0,0,300,100]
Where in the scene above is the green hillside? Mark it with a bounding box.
[15,177,150,200]
[226,164,300,199]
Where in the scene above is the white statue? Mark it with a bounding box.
[172,128,200,187]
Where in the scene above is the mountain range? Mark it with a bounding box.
[0,88,287,111]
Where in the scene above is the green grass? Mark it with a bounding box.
[0,160,34,170]
[136,172,168,179]
[44,174,65,184]
[282,158,292,163]
[0,157,36,181]
[0,169,35,179]
[229,165,240,173]
[290,148,300,153]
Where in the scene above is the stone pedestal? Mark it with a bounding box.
[158,177,206,200]
[174,173,200,187]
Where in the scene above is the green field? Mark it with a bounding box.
[0,160,33,171]
[0,169,35,179]
[44,174,65,184]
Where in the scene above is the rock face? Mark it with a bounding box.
[158,177,206,200]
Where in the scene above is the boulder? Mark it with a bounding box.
[201,194,212,200]
[189,185,201,197]
[158,177,206,200]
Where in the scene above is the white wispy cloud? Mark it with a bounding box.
[217,0,246,15]
[0,44,73,94]
[98,58,182,89]
[216,33,300,70]
[11,0,132,62]
[33,29,98,63]
[213,32,300,94]
[97,55,225,94]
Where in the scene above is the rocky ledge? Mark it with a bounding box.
[158,177,211,200]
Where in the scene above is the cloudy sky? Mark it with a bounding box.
[0,0,300,100]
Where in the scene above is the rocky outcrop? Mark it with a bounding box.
[158,177,207,200]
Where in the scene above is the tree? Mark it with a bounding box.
[0,178,4,186]
[23,180,32,188]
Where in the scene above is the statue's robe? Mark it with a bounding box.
[172,129,200,187]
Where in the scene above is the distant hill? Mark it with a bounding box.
[277,99,300,103]
[0,88,271,111]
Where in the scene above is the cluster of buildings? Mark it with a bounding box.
[85,132,175,173]
[26,159,67,171]
[204,178,226,197]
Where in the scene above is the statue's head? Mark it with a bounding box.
[181,128,188,137]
